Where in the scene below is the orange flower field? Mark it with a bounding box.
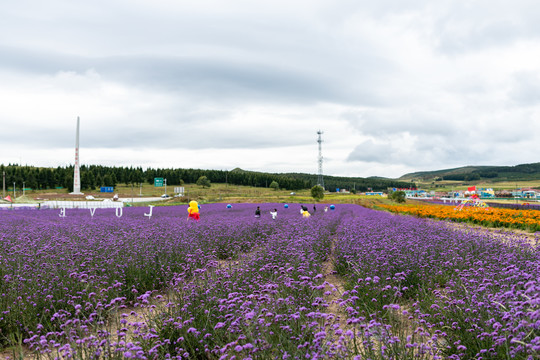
[378,202,540,232]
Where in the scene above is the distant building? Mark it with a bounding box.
[404,190,427,198]
[510,189,539,199]
[479,191,495,198]
[522,190,539,199]
[495,190,512,198]
[365,191,384,196]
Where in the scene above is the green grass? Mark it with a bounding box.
[415,179,540,192]
[17,183,390,206]
[11,178,540,206]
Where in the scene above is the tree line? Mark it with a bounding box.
[0,165,309,192]
[280,173,414,192]
[1,164,412,192]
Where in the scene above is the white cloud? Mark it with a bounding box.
[1,0,540,178]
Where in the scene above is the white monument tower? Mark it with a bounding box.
[317,130,324,189]
[70,116,83,195]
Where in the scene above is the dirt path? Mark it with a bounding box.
[0,349,31,360]
[321,239,346,317]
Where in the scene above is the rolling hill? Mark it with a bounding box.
[399,162,540,182]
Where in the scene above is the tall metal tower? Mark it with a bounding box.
[317,130,324,189]
[70,116,83,195]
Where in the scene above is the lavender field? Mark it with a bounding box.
[0,204,538,359]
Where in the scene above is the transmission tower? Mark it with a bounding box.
[317,130,324,189]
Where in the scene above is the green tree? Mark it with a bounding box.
[129,169,144,185]
[64,174,74,192]
[311,185,324,201]
[110,173,118,187]
[103,174,114,187]
[87,171,96,190]
[25,170,38,190]
[95,174,103,188]
[269,180,279,190]
[389,190,406,203]
[196,176,211,188]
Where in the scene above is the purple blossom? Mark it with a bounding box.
[1,203,538,359]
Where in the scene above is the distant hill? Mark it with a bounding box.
[305,173,410,191]
[235,169,412,192]
[399,166,491,181]
[399,162,540,182]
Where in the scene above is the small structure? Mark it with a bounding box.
[522,190,539,199]
[404,189,427,198]
[509,188,539,199]
[478,188,495,198]
[365,191,384,196]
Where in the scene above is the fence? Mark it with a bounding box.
[41,201,124,209]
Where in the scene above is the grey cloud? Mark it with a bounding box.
[341,108,456,138]
[0,46,80,74]
[432,1,540,55]
[346,140,393,163]
[346,138,463,168]
[435,19,522,54]
[104,57,357,104]
[319,0,428,20]
[509,72,540,106]
[0,46,385,107]
[346,129,538,171]
[346,139,422,166]
[414,137,473,164]
[444,76,489,96]
[1,114,313,151]
[3,1,540,177]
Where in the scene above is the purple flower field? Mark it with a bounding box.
[0,203,538,359]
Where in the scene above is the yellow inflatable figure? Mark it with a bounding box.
[187,201,200,221]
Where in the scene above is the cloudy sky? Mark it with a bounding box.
[1,0,539,178]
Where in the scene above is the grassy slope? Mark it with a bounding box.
[399,162,540,182]
[15,183,372,205]
[8,178,540,206]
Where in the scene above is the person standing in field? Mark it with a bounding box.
[255,206,261,218]
[270,208,277,220]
